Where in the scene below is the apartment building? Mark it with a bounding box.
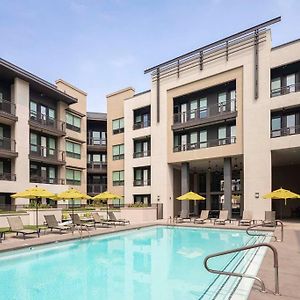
[87,112,107,196]
[0,59,87,208]
[107,17,300,220]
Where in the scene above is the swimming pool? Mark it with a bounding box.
[0,226,270,300]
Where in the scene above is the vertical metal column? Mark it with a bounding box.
[181,162,190,213]
[156,68,160,123]
[206,170,211,210]
[254,29,259,99]
[193,173,199,215]
[224,157,232,218]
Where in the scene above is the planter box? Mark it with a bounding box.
[120,207,157,224]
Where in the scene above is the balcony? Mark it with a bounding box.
[0,172,16,181]
[133,150,151,158]
[87,137,107,151]
[172,100,236,131]
[0,99,17,123]
[133,119,151,130]
[87,162,107,173]
[29,145,65,165]
[271,83,300,98]
[29,112,66,137]
[30,175,64,185]
[87,183,107,195]
[0,137,18,158]
[271,125,300,138]
[133,179,151,186]
[174,136,236,152]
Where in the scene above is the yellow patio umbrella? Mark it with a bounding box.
[92,191,123,220]
[11,186,56,229]
[176,191,206,201]
[263,188,300,205]
[54,188,91,222]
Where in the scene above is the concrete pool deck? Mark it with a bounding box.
[0,219,299,299]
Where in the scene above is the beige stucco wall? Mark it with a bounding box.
[107,87,135,196]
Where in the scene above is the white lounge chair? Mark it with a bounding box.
[44,215,72,233]
[194,210,209,224]
[214,210,229,225]
[175,210,191,223]
[263,211,276,227]
[108,212,130,225]
[238,211,253,226]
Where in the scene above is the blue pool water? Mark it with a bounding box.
[0,226,268,300]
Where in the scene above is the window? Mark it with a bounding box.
[181,134,187,151]
[271,116,281,137]
[199,130,207,148]
[286,74,296,93]
[218,92,227,112]
[181,103,187,123]
[230,90,236,112]
[112,144,124,160]
[134,139,150,158]
[271,77,281,97]
[287,114,296,134]
[112,118,124,134]
[30,101,37,119]
[30,133,38,152]
[134,194,151,205]
[48,167,56,184]
[190,132,198,149]
[66,168,81,185]
[112,170,124,186]
[66,141,81,159]
[218,127,227,145]
[189,100,198,119]
[48,137,56,156]
[66,112,81,132]
[199,97,207,118]
[230,125,236,143]
[134,167,150,186]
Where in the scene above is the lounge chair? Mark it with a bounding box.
[263,211,276,227]
[44,215,72,233]
[71,213,95,231]
[92,212,112,228]
[7,216,40,239]
[238,211,253,226]
[108,212,130,225]
[194,210,209,224]
[175,210,191,223]
[214,210,229,225]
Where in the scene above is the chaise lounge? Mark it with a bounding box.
[214,210,229,225]
[108,212,130,225]
[263,211,276,227]
[7,216,40,240]
[175,210,191,223]
[194,210,209,224]
[44,215,72,233]
[92,212,112,228]
[238,211,253,226]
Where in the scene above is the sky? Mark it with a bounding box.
[0,0,299,112]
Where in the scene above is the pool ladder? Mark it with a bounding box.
[203,221,284,296]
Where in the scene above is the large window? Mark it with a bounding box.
[134,194,151,205]
[30,101,56,122]
[30,163,58,184]
[271,77,281,97]
[230,125,236,143]
[66,141,81,159]
[30,133,56,157]
[66,168,81,185]
[199,130,207,148]
[218,92,227,112]
[66,112,81,132]
[88,153,106,163]
[112,144,124,160]
[271,116,281,137]
[218,126,227,145]
[287,114,296,134]
[199,97,207,118]
[134,167,151,186]
[89,131,106,145]
[112,118,124,134]
[112,170,124,186]
[134,139,150,158]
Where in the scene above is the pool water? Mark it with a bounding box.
[0,226,268,300]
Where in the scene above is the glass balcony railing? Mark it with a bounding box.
[29,111,66,133]
[133,150,151,158]
[271,125,300,138]
[271,83,300,97]
[30,145,65,163]
[30,175,64,185]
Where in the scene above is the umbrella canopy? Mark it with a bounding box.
[54,188,91,200]
[263,188,300,205]
[176,191,205,201]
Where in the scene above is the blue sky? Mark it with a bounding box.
[0,0,299,112]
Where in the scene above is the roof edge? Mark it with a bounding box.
[56,79,87,96]
[106,87,135,98]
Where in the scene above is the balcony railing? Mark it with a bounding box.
[271,83,300,97]
[173,99,236,124]
[29,111,66,133]
[113,154,124,160]
[0,137,16,152]
[87,162,107,171]
[87,137,107,146]
[133,179,151,186]
[174,136,236,152]
[30,145,65,162]
[113,180,124,186]
[133,119,151,130]
[0,173,16,181]
[87,183,107,194]
[271,125,300,138]
[66,179,81,186]
[133,150,151,158]
[0,99,16,115]
[30,175,64,185]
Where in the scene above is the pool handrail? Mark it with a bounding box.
[203,242,280,296]
[246,220,283,242]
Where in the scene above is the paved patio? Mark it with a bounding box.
[0,220,299,299]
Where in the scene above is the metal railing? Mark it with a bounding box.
[87,162,107,171]
[133,118,151,130]
[87,137,106,146]
[0,99,16,115]
[204,243,280,295]
[246,220,283,242]
[66,123,80,132]
[87,183,107,194]
[133,150,151,158]
[30,175,65,185]
[30,145,65,162]
[0,173,16,181]
[271,83,300,97]
[174,99,236,124]
[0,136,16,152]
[113,154,124,160]
[271,125,300,138]
[133,179,151,186]
[29,111,66,133]
[174,136,236,152]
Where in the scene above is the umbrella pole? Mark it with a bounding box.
[36,198,39,231]
[107,199,108,221]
